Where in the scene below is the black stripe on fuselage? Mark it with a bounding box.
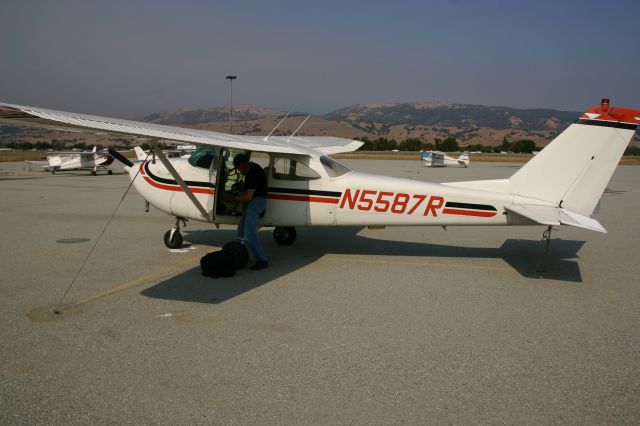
[267,186,342,198]
[444,201,497,211]
[575,118,638,130]
[144,161,214,188]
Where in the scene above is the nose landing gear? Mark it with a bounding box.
[164,217,187,249]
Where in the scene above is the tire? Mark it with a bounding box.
[222,241,250,269]
[91,171,97,176]
[273,227,296,245]
[163,229,183,249]
[107,169,113,175]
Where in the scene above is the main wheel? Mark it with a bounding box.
[163,229,183,249]
[273,227,296,245]
[107,169,113,175]
[90,170,97,176]
[222,241,250,269]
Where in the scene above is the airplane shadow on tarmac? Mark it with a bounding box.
[141,227,586,305]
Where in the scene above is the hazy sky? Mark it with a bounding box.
[1,0,638,118]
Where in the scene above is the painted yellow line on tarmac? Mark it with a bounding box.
[71,253,207,307]
[70,250,512,308]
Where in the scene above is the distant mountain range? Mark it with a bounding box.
[2,102,638,147]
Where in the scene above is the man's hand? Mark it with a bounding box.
[220,192,234,201]
[235,189,256,202]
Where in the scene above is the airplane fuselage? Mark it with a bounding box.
[128,155,538,229]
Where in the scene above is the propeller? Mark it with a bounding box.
[107,148,133,167]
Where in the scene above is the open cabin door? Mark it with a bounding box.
[214,148,254,219]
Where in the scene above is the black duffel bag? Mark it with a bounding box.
[200,251,236,278]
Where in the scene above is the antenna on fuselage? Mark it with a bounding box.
[263,112,290,141]
[287,114,311,142]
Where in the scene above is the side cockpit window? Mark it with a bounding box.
[271,158,320,181]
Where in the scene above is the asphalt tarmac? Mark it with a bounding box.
[0,159,638,424]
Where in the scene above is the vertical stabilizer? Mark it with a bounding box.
[509,99,639,216]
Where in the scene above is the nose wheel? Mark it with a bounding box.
[273,227,297,245]
[164,217,186,249]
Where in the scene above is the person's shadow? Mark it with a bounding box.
[141,227,586,305]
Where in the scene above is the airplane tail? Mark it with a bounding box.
[134,146,148,161]
[458,151,470,167]
[509,99,639,217]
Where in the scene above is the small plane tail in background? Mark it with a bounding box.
[457,151,469,167]
[508,99,639,217]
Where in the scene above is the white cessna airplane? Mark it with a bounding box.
[32,145,115,175]
[422,150,470,167]
[1,99,638,264]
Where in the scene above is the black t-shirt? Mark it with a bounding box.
[244,162,267,198]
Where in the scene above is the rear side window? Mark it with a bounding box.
[271,158,320,181]
[320,156,351,177]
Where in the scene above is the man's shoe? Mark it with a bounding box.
[250,261,269,270]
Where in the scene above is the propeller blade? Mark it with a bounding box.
[107,148,133,167]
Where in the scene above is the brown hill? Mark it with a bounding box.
[1,102,637,148]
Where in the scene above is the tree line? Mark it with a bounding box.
[354,136,541,153]
[4,137,640,156]
[2,139,167,151]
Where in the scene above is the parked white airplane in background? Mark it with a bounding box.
[176,144,196,157]
[133,145,194,161]
[1,99,638,267]
[422,151,470,167]
[27,146,115,175]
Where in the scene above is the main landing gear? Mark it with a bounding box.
[164,217,187,249]
[273,227,297,245]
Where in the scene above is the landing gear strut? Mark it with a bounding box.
[164,217,186,249]
[273,227,297,245]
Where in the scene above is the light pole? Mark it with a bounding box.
[225,75,237,133]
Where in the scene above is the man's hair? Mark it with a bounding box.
[233,153,249,167]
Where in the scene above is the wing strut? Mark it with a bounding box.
[152,146,210,220]
[287,115,311,141]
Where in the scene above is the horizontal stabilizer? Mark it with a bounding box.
[506,204,606,233]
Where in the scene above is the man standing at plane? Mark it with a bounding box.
[229,154,269,270]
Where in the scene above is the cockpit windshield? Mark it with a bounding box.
[188,146,217,169]
[320,155,351,177]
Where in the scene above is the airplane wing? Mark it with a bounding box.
[0,102,363,156]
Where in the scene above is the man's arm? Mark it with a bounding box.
[233,189,255,202]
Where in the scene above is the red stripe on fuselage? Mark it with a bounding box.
[142,175,215,194]
[442,208,497,217]
[267,193,339,204]
[140,162,215,195]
